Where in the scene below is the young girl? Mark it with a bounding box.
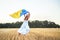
[18,12,30,35]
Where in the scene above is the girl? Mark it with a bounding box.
[18,12,30,35]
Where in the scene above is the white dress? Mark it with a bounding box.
[18,20,30,35]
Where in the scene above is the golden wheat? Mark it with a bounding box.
[0,28,60,40]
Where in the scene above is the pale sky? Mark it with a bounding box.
[0,0,60,25]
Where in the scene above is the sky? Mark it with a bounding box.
[0,0,60,25]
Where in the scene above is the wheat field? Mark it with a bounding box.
[0,28,60,40]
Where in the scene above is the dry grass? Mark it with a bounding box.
[0,28,60,40]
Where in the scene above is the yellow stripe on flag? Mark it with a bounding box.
[10,10,22,18]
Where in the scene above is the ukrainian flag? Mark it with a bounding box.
[10,9,28,18]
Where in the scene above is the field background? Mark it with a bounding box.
[0,28,60,40]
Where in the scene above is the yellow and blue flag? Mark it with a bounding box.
[10,9,29,18]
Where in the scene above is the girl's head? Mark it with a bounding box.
[24,13,30,20]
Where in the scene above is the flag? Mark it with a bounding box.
[10,9,29,18]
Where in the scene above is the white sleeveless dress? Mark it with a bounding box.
[18,20,30,35]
